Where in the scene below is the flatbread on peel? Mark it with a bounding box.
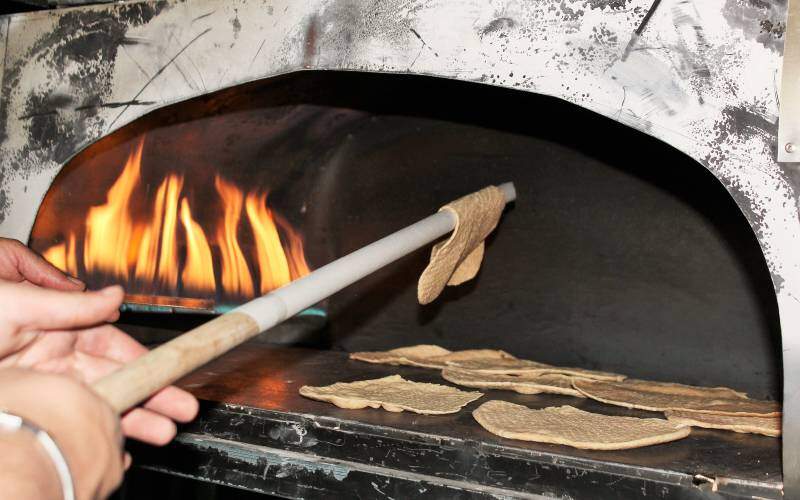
[472,401,690,450]
[664,410,780,437]
[447,358,625,382]
[418,186,506,304]
[350,344,514,369]
[299,375,483,414]
[441,367,585,397]
[573,379,780,416]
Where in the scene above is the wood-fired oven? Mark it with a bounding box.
[0,0,797,498]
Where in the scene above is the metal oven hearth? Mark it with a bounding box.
[129,345,782,499]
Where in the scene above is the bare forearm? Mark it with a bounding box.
[0,431,60,499]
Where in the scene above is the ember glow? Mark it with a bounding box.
[41,139,311,301]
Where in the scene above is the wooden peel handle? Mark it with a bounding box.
[92,313,259,414]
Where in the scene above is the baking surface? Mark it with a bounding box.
[166,344,781,496]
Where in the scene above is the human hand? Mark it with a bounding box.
[0,237,85,290]
[0,281,198,445]
[0,367,124,500]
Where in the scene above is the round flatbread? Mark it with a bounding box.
[441,367,584,397]
[573,379,779,416]
[299,375,483,414]
[447,358,625,381]
[350,345,513,369]
[664,410,781,437]
[473,401,690,450]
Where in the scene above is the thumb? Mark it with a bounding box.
[4,284,124,332]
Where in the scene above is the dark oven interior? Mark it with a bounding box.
[30,70,780,401]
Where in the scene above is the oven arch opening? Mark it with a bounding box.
[26,70,782,401]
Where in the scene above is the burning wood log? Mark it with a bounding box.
[92,183,517,413]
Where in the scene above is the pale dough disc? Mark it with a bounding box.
[424,349,516,367]
[664,410,781,437]
[350,344,514,369]
[299,375,483,415]
[441,367,585,397]
[573,379,780,416]
[349,344,452,368]
[447,358,625,382]
[473,401,690,450]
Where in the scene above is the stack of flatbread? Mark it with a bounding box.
[340,345,782,447]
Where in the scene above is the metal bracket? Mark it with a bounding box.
[779,0,800,161]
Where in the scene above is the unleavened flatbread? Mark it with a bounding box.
[417,186,506,304]
[299,375,483,414]
[349,345,451,368]
[664,409,780,437]
[447,358,625,382]
[573,379,779,416]
[350,344,514,369]
[473,401,690,450]
[441,367,584,397]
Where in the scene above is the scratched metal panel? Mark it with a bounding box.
[0,0,797,494]
[779,0,800,162]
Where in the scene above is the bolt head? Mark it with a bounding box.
[786,142,796,154]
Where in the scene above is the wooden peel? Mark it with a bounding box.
[92,183,516,414]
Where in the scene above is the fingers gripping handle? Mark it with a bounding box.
[92,313,260,414]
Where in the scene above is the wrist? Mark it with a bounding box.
[0,429,62,499]
[0,368,124,500]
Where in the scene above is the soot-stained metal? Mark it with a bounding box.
[0,0,797,495]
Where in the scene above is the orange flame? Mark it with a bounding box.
[245,192,291,293]
[40,139,311,301]
[275,212,311,280]
[134,179,167,283]
[180,198,216,293]
[83,139,143,279]
[42,232,78,276]
[157,175,183,290]
[215,176,255,297]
